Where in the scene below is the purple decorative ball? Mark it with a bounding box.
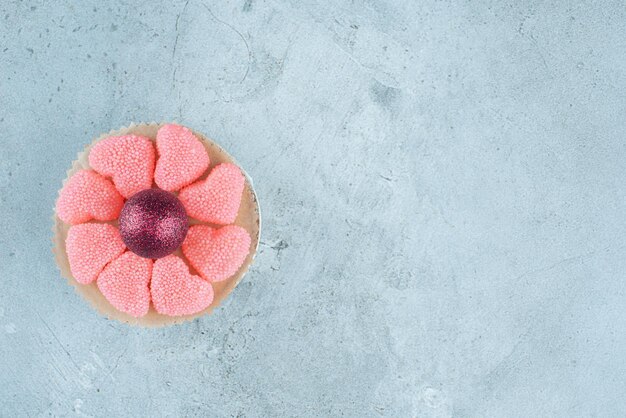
[119,189,189,259]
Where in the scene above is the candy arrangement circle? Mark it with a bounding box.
[53,123,260,326]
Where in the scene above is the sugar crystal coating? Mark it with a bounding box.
[151,255,214,316]
[182,225,251,282]
[178,163,245,224]
[66,223,126,284]
[89,135,156,198]
[97,251,152,318]
[56,170,124,225]
[154,124,209,191]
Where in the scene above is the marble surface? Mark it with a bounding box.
[1,1,625,416]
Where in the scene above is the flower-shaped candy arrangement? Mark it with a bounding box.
[53,123,260,326]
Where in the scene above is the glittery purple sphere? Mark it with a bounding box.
[119,189,189,259]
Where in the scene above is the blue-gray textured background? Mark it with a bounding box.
[1,1,625,417]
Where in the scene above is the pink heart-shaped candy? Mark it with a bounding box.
[66,223,126,284]
[182,225,251,282]
[56,170,124,225]
[97,251,152,318]
[151,255,214,316]
[89,135,156,198]
[154,124,210,191]
[178,163,245,224]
